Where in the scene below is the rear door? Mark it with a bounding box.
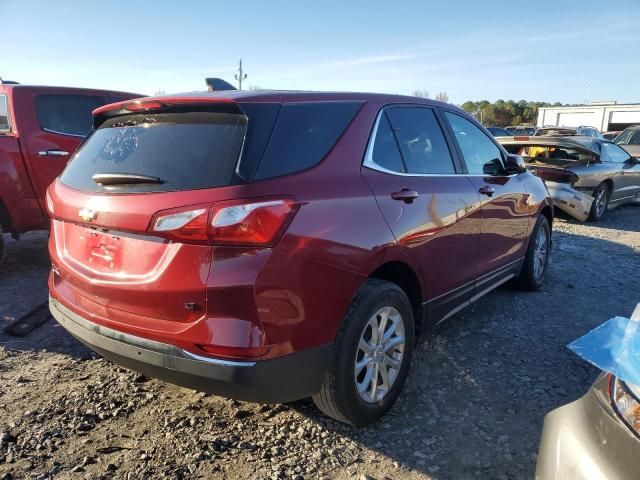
[361,105,482,311]
[442,110,531,278]
[14,88,129,207]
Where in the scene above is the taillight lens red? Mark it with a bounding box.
[149,198,298,246]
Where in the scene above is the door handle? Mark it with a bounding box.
[479,185,495,197]
[391,189,419,203]
[38,149,69,157]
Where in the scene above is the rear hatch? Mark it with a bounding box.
[49,102,257,326]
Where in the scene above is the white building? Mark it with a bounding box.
[536,103,640,132]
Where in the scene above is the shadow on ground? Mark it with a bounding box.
[293,223,639,479]
[1,209,639,479]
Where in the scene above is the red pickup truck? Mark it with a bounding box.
[0,82,140,265]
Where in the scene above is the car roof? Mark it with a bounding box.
[140,89,454,105]
[93,89,463,116]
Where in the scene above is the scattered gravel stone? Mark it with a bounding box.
[0,209,638,478]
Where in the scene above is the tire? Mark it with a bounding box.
[588,182,610,221]
[0,225,6,267]
[516,215,550,291]
[313,279,415,426]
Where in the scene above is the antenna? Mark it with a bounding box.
[585,81,591,106]
[234,59,247,90]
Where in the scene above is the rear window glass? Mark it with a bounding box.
[386,107,456,174]
[0,95,9,132]
[371,114,405,173]
[60,112,247,193]
[254,102,362,180]
[35,95,105,136]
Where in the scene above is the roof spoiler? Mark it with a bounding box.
[0,77,19,85]
[91,96,242,129]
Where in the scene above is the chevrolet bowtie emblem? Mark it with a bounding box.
[79,208,97,222]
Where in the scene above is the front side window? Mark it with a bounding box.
[444,111,504,175]
[601,142,632,163]
[0,95,10,133]
[35,94,105,136]
[385,107,456,174]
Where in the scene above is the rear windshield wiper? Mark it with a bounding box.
[92,173,164,186]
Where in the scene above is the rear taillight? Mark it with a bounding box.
[45,188,54,217]
[149,198,298,247]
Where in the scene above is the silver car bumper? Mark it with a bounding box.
[545,181,594,222]
[536,374,640,480]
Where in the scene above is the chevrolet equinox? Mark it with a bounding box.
[48,91,553,426]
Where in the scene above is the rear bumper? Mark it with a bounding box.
[545,181,594,221]
[49,296,331,403]
[536,374,640,480]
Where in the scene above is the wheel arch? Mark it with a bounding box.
[0,199,11,233]
[539,204,553,230]
[368,260,426,338]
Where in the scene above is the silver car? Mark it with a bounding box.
[615,125,640,158]
[536,304,640,480]
[498,136,640,221]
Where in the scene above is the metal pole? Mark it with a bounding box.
[234,59,247,90]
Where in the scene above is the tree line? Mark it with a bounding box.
[460,99,570,127]
[414,90,570,127]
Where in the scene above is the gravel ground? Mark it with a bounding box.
[0,205,639,480]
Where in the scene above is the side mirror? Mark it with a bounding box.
[506,154,527,175]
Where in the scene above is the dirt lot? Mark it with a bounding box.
[1,206,639,480]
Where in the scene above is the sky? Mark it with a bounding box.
[3,0,640,105]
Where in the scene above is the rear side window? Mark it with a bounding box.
[60,112,247,193]
[254,102,361,180]
[386,107,455,174]
[444,112,504,175]
[0,95,9,132]
[35,95,105,136]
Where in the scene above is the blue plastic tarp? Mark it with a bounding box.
[569,305,640,387]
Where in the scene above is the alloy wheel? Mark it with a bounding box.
[533,225,548,281]
[354,306,406,403]
[594,185,608,217]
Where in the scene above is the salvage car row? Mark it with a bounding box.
[486,125,640,222]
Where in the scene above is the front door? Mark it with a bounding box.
[361,105,483,314]
[442,110,531,278]
[600,142,640,202]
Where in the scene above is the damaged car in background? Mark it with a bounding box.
[498,136,640,221]
[536,304,640,480]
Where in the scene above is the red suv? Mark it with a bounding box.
[48,91,553,425]
[0,83,139,264]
